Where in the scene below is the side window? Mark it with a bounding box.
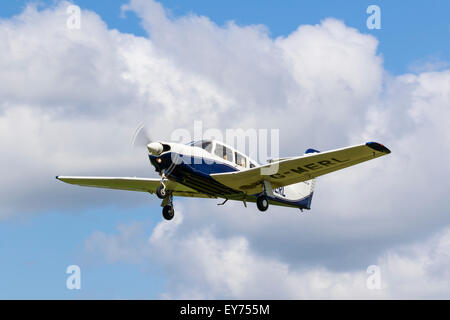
[235,152,247,167]
[215,144,233,162]
[249,162,256,168]
[215,143,225,159]
[225,147,233,162]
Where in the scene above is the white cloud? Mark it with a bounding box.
[84,216,450,299]
[0,0,449,298]
[408,56,449,73]
[0,0,388,217]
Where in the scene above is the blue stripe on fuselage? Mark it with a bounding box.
[178,155,238,176]
[150,152,241,196]
[150,152,238,176]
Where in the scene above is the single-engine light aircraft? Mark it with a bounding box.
[57,139,390,220]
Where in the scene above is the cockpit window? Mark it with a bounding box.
[214,143,233,162]
[192,140,212,153]
[201,141,212,153]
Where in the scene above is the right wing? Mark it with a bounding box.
[56,176,215,199]
[211,142,391,194]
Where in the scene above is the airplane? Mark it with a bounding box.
[56,139,391,221]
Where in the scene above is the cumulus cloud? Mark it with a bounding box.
[124,0,384,148]
[408,56,449,73]
[84,214,450,299]
[0,1,236,217]
[0,0,387,217]
[1,0,449,298]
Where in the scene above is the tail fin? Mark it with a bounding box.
[301,148,320,209]
[273,148,319,210]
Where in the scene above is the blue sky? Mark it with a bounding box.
[0,206,164,299]
[0,0,449,299]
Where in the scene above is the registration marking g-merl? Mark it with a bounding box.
[270,157,349,179]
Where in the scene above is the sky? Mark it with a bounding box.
[0,0,449,299]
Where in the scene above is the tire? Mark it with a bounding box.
[156,184,167,199]
[256,195,269,212]
[162,205,174,220]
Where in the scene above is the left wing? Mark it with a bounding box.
[56,176,215,198]
[211,142,390,194]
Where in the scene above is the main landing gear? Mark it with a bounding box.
[256,194,269,212]
[256,181,271,212]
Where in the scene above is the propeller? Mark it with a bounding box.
[131,123,152,148]
[131,123,164,155]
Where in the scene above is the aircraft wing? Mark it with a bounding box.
[211,142,391,194]
[56,176,215,199]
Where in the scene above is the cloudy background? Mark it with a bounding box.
[0,0,449,299]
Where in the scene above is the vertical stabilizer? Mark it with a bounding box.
[300,148,320,209]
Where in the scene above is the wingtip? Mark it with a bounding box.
[365,142,391,154]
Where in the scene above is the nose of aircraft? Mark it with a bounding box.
[147,142,164,155]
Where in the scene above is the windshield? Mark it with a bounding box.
[190,140,213,153]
